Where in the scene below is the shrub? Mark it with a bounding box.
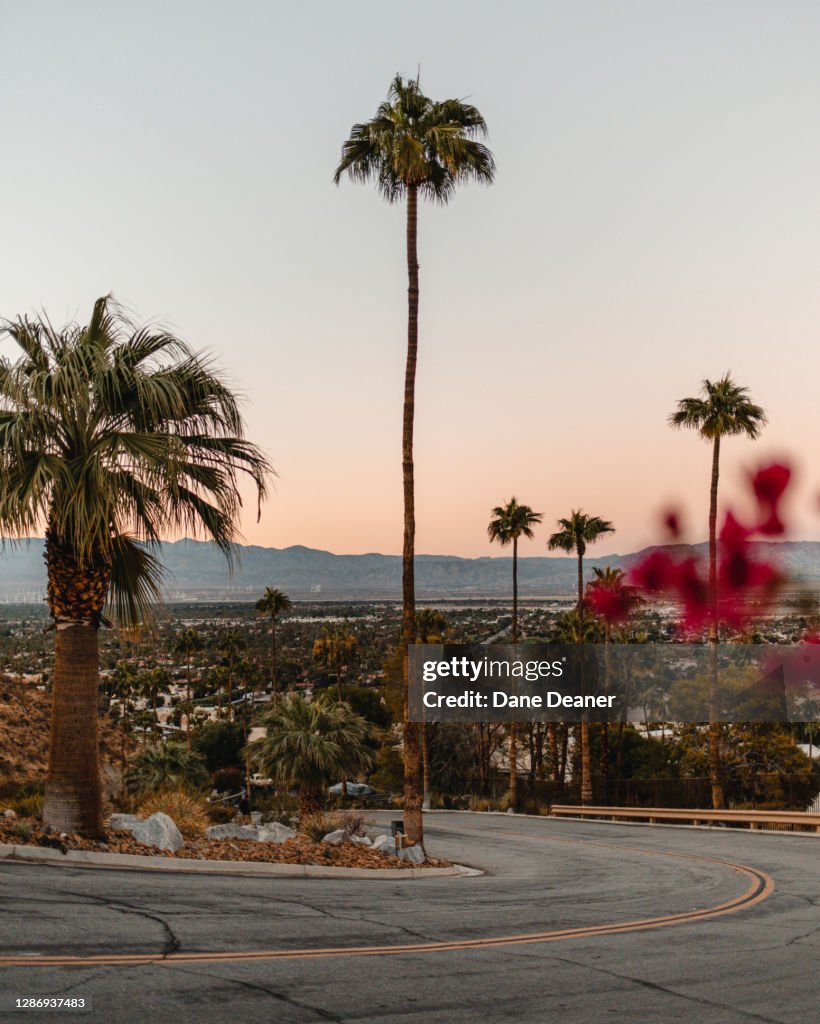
[125,742,209,797]
[206,804,235,825]
[12,793,43,819]
[299,810,364,842]
[12,822,32,842]
[138,787,209,838]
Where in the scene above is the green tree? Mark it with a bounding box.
[173,628,202,745]
[586,566,643,783]
[313,625,358,702]
[416,608,449,810]
[0,296,270,834]
[548,511,615,609]
[125,741,209,797]
[248,693,371,820]
[670,373,766,808]
[335,75,495,845]
[218,627,245,721]
[254,587,292,691]
[488,497,542,811]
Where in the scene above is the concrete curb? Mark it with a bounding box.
[0,843,473,879]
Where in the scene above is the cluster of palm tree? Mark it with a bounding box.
[488,500,616,807]
[0,50,772,840]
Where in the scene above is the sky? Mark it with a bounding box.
[1,0,818,559]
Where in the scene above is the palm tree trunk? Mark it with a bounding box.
[401,183,423,846]
[421,718,431,809]
[43,624,104,836]
[708,434,726,809]
[508,535,518,811]
[577,551,584,609]
[580,720,592,804]
[270,614,277,690]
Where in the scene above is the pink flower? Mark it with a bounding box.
[751,463,791,536]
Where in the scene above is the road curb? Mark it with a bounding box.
[0,843,475,879]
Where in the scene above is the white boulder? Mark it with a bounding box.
[132,812,184,853]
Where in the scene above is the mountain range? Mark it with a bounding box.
[1,538,819,602]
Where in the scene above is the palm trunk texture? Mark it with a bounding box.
[401,184,423,845]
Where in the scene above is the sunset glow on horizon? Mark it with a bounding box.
[2,2,818,560]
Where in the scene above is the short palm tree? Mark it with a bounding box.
[0,296,271,835]
[335,75,495,845]
[670,373,765,808]
[548,511,615,609]
[488,497,542,812]
[248,693,371,821]
[124,741,209,798]
[255,587,292,691]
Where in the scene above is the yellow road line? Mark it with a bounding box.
[0,833,774,968]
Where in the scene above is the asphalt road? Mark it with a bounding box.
[0,812,818,1023]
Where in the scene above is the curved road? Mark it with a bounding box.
[0,812,817,1023]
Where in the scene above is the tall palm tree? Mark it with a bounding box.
[0,296,270,835]
[173,628,202,747]
[335,75,495,845]
[549,514,613,806]
[416,608,448,810]
[552,609,602,804]
[670,373,766,808]
[254,587,292,691]
[548,511,615,609]
[248,692,371,821]
[487,497,542,811]
[218,627,245,721]
[586,566,642,787]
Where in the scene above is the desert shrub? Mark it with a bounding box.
[12,822,32,842]
[138,787,209,838]
[125,742,209,797]
[205,803,235,825]
[299,810,364,842]
[12,793,43,818]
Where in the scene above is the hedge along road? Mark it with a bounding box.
[0,811,815,1024]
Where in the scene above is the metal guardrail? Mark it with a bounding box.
[550,804,820,832]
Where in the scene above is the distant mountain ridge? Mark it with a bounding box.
[1,538,819,601]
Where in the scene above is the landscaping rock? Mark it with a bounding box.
[204,824,258,841]
[132,812,184,853]
[371,834,392,852]
[398,843,425,865]
[108,814,140,832]
[250,812,263,825]
[3,809,17,819]
[256,823,295,843]
[322,829,346,845]
[350,834,371,845]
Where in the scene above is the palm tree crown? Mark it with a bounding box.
[248,693,371,818]
[0,296,271,625]
[333,74,495,201]
[255,587,292,619]
[487,497,542,547]
[669,373,766,440]
[548,511,615,560]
